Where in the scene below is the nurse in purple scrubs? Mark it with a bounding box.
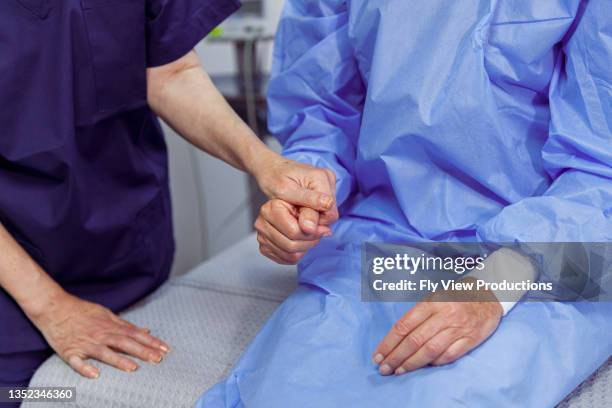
[0,0,337,400]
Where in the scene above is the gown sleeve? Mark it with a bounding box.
[267,0,365,208]
[477,0,611,300]
[478,0,612,243]
[145,0,241,67]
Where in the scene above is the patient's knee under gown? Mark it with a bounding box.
[197,0,612,405]
[196,220,612,408]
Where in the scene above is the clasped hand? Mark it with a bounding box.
[254,157,339,264]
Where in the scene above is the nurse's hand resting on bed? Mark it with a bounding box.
[0,224,170,379]
[254,166,338,264]
[30,293,170,379]
[373,277,502,375]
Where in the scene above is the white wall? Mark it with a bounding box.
[166,123,252,276]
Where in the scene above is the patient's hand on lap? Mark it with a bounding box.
[372,278,503,376]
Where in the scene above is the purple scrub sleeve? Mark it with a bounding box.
[147,0,241,67]
[0,0,238,362]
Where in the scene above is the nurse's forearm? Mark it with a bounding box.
[147,50,275,177]
[0,223,66,319]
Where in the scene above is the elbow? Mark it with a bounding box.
[146,49,202,114]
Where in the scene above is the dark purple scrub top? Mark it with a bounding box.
[0,0,240,353]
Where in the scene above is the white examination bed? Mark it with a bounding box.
[25,235,611,407]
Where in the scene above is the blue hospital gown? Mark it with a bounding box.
[198,0,612,406]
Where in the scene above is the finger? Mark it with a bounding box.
[372,304,432,365]
[431,337,474,366]
[124,327,171,354]
[66,354,99,379]
[110,315,150,333]
[323,168,337,191]
[378,313,449,375]
[394,327,462,375]
[256,218,322,253]
[258,237,307,264]
[315,224,333,237]
[86,344,139,373]
[259,244,295,265]
[298,207,320,235]
[319,170,339,227]
[319,206,339,227]
[260,201,319,241]
[277,186,334,212]
[106,334,164,364]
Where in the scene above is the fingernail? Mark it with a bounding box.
[379,364,392,375]
[303,220,316,230]
[150,354,163,364]
[127,364,139,372]
[395,367,406,376]
[320,196,332,210]
[87,368,99,379]
[372,353,384,364]
[323,231,332,237]
[159,344,170,353]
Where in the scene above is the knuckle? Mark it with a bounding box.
[442,349,459,363]
[393,319,411,336]
[424,341,441,357]
[283,253,298,264]
[260,203,271,218]
[439,302,455,315]
[270,198,284,209]
[315,169,327,181]
[287,225,302,240]
[407,334,424,349]
[430,358,443,366]
[62,347,83,360]
[285,240,300,253]
[123,327,139,338]
[118,338,132,350]
[84,343,102,357]
[385,357,402,369]
[452,311,470,326]
[89,330,106,342]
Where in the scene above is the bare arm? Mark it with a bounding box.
[0,223,64,320]
[147,50,340,261]
[0,223,169,378]
[147,50,272,180]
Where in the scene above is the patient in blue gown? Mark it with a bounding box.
[197,1,612,406]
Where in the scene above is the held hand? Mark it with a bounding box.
[253,155,339,264]
[30,292,170,379]
[372,278,502,375]
[255,199,333,264]
[253,155,339,232]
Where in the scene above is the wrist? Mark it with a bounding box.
[21,278,69,323]
[245,143,283,193]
